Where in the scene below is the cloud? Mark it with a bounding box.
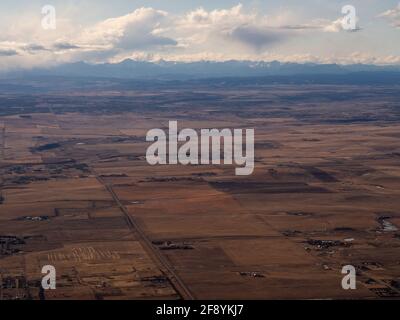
[0,3,395,70]
[229,25,287,51]
[61,4,292,62]
[78,7,176,50]
[172,4,290,54]
[279,24,321,30]
[379,3,400,28]
[323,17,361,33]
[281,17,361,33]
[0,41,50,56]
[22,44,49,53]
[0,49,18,56]
[53,42,81,50]
[0,41,24,56]
[323,18,348,32]
[53,7,179,63]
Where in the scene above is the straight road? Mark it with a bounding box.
[95,173,195,300]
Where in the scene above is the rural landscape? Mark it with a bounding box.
[0,76,400,299]
[1,0,400,302]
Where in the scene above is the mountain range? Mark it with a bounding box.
[4,60,400,80]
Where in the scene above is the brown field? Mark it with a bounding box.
[0,83,400,299]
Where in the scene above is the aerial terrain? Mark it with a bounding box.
[0,76,400,299]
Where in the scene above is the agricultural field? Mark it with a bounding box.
[1,81,400,299]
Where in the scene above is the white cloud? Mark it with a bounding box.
[323,18,347,32]
[61,4,294,63]
[0,3,396,70]
[52,7,178,63]
[379,3,400,28]
[283,16,361,33]
[78,7,176,50]
[173,4,290,53]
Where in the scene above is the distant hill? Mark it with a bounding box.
[4,60,400,80]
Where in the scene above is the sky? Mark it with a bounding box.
[0,0,399,70]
